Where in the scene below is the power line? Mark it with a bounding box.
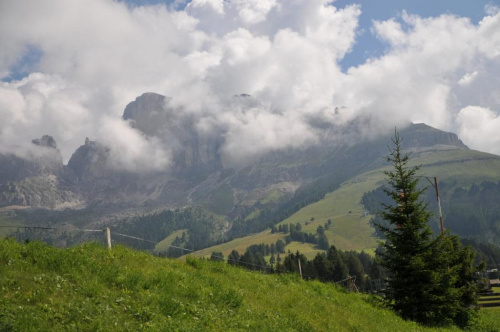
[0,225,56,230]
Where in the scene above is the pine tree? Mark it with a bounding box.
[376,130,482,327]
[327,246,348,282]
[317,234,330,250]
[227,249,240,266]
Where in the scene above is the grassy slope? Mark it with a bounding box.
[4,239,498,332]
[192,150,500,259]
[153,229,187,253]
[187,229,285,260]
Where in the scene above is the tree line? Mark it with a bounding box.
[210,242,385,293]
[269,220,332,250]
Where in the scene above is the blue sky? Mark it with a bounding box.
[334,0,499,69]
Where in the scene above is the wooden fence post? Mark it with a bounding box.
[106,227,112,250]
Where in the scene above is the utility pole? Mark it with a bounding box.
[434,177,444,235]
[424,176,445,235]
[298,258,303,279]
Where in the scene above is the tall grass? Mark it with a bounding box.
[1,239,498,331]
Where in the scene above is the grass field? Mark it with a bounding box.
[3,238,499,331]
[277,173,383,252]
[479,286,500,308]
[285,242,324,260]
[184,229,286,259]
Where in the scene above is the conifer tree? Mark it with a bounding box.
[376,130,481,327]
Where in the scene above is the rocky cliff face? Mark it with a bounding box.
[66,138,111,182]
[123,92,169,137]
[400,123,469,151]
[123,92,223,177]
[0,136,83,209]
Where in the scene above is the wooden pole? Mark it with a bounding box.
[106,227,112,250]
[298,258,303,279]
[434,177,444,235]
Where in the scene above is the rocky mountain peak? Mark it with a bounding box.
[400,123,469,151]
[122,92,169,137]
[32,135,58,150]
[122,92,223,176]
[67,138,111,181]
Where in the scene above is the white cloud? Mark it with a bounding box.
[485,3,500,16]
[0,73,93,159]
[456,106,500,154]
[0,0,499,174]
[98,116,171,172]
[232,0,278,25]
[189,0,225,15]
[458,71,479,86]
[334,11,500,149]
[372,18,406,47]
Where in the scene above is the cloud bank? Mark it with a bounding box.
[0,0,499,171]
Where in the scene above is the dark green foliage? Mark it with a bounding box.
[443,181,500,238]
[363,180,500,241]
[289,227,318,245]
[238,245,270,272]
[461,238,500,269]
[210,251,224,261]
[343,252,365,290]
[227,249,240,265]
[327,246,349,283]
[276,245,373,291]
[317,234,329,250]
[316,225,325,235]
[275,239,286,253]
[375,131,482,328]
[114,207,219,256]
[283,251,307,275]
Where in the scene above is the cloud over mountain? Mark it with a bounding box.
[0,0,499,171]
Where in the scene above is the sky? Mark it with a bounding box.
[0,0,499,171]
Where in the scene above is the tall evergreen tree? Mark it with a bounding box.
[317,234,330,250]
[376,131,481,327]
[327,246,348,282]
[227,250,240,266]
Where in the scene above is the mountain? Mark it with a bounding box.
[0,93,499,254]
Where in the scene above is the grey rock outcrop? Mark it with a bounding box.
[32,135,58,149]
[400,123,469,151]
[0,135,63,184]
[66,138,111,181]
[123,92,223,177]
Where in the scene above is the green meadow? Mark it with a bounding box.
[2,239,499,331]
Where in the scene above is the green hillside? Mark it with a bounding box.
[3,239,499,331]
[192,149,500,259]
